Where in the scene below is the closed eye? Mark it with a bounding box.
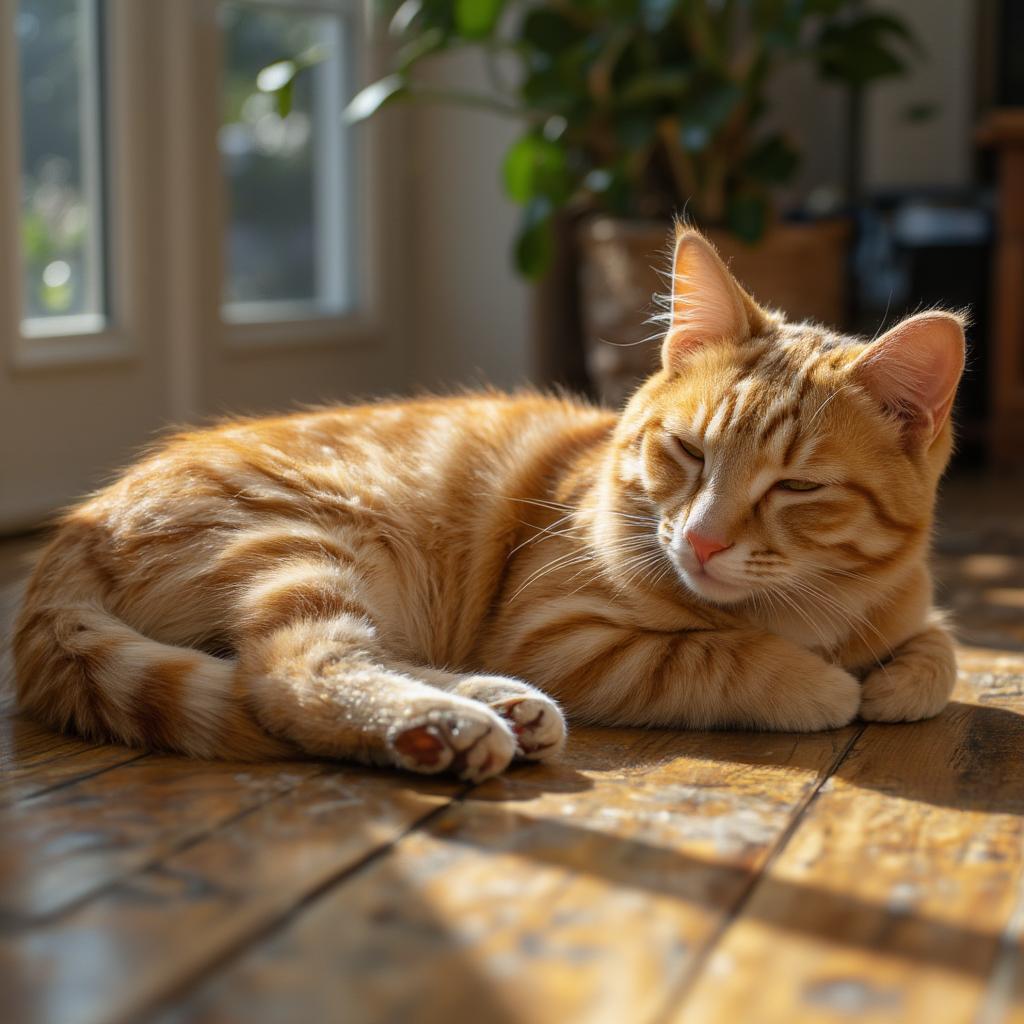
[775,479,823,492]
[674,437,704,461]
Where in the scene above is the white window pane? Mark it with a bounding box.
[16,0,106,332]
[220,3,351,319]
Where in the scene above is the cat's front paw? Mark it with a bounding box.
[490,695,566,760]
[859,658,954,723]
[858,626,956,723]
[390,704,516,782]
[756,661,860,732]
[794,664,861,731]
[454,674,567,761]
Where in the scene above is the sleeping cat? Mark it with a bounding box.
[13,228,965,781]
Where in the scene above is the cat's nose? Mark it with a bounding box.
[686,531,732,566]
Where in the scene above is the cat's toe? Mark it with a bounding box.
[390,707,515,782]
[491,696,567,761]
[450,719,518,781]
[452,674,567,761]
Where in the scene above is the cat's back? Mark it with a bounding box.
[82,391,615,538]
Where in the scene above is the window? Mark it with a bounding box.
[1,0,397,530]
[15,0,106,336]
[219,2,351,322]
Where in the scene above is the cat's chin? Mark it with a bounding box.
[677,567,751,606]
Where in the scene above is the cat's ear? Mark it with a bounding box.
[853,311,966,442]
[661,228,766,373]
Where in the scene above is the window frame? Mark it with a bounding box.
[0,0,152,371]
[0,0,396,375]
[220,0,353,323]
[203,0,387,357]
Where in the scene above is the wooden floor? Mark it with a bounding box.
[2,478,1024,1024]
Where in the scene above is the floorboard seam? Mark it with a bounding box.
[3,740,103,774]
[652,723,868,1023]
[131,788,469,1023]
[9,751,151,806]
[8,764,333,932]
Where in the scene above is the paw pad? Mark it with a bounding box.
[390,707,516,782]
[392,724,447,768]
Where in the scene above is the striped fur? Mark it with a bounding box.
[13,229,965,780]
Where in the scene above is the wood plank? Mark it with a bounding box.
[160,725,860,1024]
[0,766,461,1024]
[1,712,145,805]
[671,648,1024,1023]
[2,742,145,805]
[2,713,91,765]
[0,755,324,922]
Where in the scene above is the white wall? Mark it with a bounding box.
[863,0,976,191]
[766,0,977,207]
[407,51,533,392]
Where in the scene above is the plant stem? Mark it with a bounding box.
[406,85,542,120]
[657,117,702,216]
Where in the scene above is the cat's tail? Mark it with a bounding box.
[12,538,287,759]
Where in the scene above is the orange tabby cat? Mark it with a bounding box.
[13,228,965,781]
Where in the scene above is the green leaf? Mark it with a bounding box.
[618,69,690,105]
[804,0,846,13]
[820,39,906,84]
[397,26,447,69]
[296,44,330,71]
[389,0,423,37]
[752,0,799,45]
[455,0,503,38]
[583,164,631,215]
[514,198,555,278]
[256,59,297,94]
[856,13,922,55]
[904,100,936,122]
[344,74,408,123]
[676,78,740,152]
[521,9,579,54]
[743,134,799,184]
[520,65,575,112]
[502,134,570,204]
[390,0,456,36]
[614,110,657,150]
[640,0,678,32]
[726,193,768,244]
[815,14,918,85]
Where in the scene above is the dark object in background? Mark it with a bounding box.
[850,193,994,468]
[996,1,1024,104]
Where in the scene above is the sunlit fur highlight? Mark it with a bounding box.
[13,230,964,780]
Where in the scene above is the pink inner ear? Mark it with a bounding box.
[661,233,747,371]
[857,313,966,437]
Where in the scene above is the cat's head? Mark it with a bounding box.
[615,226,965,608]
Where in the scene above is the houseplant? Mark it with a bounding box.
[339,0,922,402]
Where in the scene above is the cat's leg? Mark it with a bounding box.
[235,615,517,781]
[498,622,862,732]
[858,618,956,722]
[397,665,567,761]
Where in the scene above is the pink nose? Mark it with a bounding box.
[686,531,731,566]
